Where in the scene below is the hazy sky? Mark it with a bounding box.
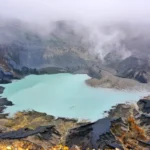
[0,0,150,24]
[0,0,150,60]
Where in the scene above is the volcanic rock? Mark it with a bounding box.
[117,56,150,83]
[137,97,150,113]
[66,118,123,150]
[0,86,4,94]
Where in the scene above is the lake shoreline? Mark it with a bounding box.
[0,74,149,121]
[0,74,150,149]
[0,96,150,149]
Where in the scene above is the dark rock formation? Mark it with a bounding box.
[38,66,67,74]
[117,56,150,83]
[0,79,12,84]
[137,98,150,113]
[0,125,61,140]
[66,96,150,149]
[138,140,150,147]
[87,65,101,79]
[136,114,150,137]
[0,68,12,83]
[0,98,14,107]
[0,98,13,116]
[0,86,13,118]
[106,103,139,119]
[66,118,123,150]
[104,50,123,69]
[56,117,78,123]
[137,114,150,126]
[0,112,8,119]
[0,86,4,94]
[0,106,6,114]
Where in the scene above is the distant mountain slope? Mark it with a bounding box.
[0,19,150,84]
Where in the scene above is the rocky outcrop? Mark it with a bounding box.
[0,97,13,114]
[0,125,61,149]
[0,68,13,83]
[0,86,4,94]
[66,118,123,150]
[0,57,21,83]
[66,96,150,150]
[0,110,80,149]
[0,85,13,117]
[137,97,150,113]
[117,56,150,83]
[106,103,139,119]
[0,98,13,108]
[137,114,150,136]
[104,50,124,69]
[0,125,60,140]
[0,87,12,118]
[0,97,149,149]
[0,97,13,118]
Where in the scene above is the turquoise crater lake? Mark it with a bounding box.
[0,74,149,121]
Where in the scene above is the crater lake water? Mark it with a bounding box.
[0,73,149,121]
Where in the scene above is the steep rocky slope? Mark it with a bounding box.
[1,20,150,85]
[116,56,150,83]
[0,20,102,83]
[66,97,150,150]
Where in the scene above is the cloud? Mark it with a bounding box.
[0,0,150,24]
[0,0,150,61]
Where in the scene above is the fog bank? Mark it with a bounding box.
[0,0,150,60]
[0,0,150,24]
